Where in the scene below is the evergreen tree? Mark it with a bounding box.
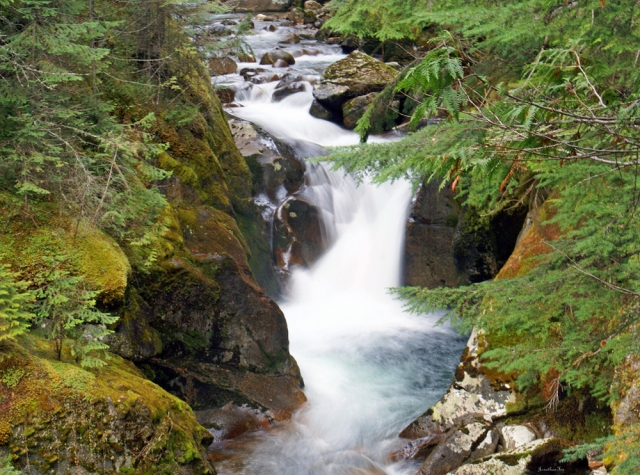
[0,265,33,344]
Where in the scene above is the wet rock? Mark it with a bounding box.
[276,73,304,88]
[304,0,322,10]
[240,67,268,80]
[501,425,537,450]
[255,13,276,20]
[267,23,277,31]
[392,434,447,461]
[272,58,290,68]
[303,47,320,55]
[208,56,237,76]
[237,53,257,62]
[403,180,464,288]
[281,33,301,44]
[260,50,296,66]
[272,81,307,101]
[227,120,307,198]
[274,197,325,269]
[309,99,334,121]
[303,9,317,24]
[196,403,271,441]
[313,50,398,112]
[283,9,305,24]
[418,422,491,475]
[108,287,163,361]
[342,92,377,129]
[340,35,359,54]
[215,86,235,104]
[205,22,230,36]
[454,204,528,284]
[150,358,306,421]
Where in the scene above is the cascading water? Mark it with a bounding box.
[210,16,467,474]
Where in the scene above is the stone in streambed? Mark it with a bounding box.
[237,53,256,62]
[272,82,306,102]
[280,33,300,44]
[209,56,237,75]
[309,99,334,121]
[260,50,296,66]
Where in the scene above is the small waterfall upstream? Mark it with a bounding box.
[210,16,467,474]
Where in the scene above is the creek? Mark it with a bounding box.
[210,15,467,474]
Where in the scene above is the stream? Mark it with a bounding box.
[209,15,467,475]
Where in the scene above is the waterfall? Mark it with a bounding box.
[211,18,466,474]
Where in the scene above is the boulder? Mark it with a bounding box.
[208,56,237,76]
[403,180,464,288]
[281,33,300,44]
[267,23,277,31]
[0,340,216,475]
[304,0,322,10]
[501,425,537,450]
[313,50,398,112]
[260,50,296,66]
[215,86,235,104]
[309,99,334,121]
[237,53,256,62]
[272,81,307,101]
[342,92,377,129]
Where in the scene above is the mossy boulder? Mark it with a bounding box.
[313,51,398,113]
[0,199,130,306]
[0,337,215,475]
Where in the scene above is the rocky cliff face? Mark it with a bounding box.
[0,50,306,473]
[403,180,527,288]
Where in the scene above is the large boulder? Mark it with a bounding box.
[208,56,237,76]
[0,339,215,475]
[313,51,398,112]
[403,181,465,288]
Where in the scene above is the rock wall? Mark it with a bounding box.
[0,48,306,472]
[403,180,528,288]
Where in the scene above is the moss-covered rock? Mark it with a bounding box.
[0,198,130,305]
[313,51,398,113]
[0,337,215,474]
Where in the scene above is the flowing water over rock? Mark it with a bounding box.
[209,15,467,474]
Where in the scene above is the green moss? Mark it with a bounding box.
[0,336,215,474]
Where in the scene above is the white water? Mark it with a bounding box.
[212,18,466,474]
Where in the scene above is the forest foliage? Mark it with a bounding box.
[325,0,640,471]
[0,0,234,364]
